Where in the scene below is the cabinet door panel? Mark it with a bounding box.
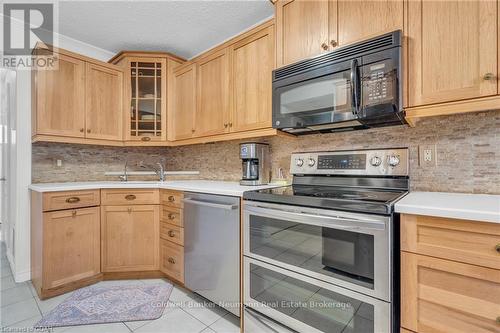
[231,25,274,132]
[43,207,100,289]
[169,64,196,140]
[195,49,229,137]
[101,205,159,272]
[85,63,123,140]
[276,0,330,67]
[407,0,497,106]
[401,252,500,333]
[36,53,86,137]
[337,0,403,46]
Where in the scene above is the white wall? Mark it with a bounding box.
[1,14,115,282]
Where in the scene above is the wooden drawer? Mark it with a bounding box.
[42,190,100,211]
[160,239,184,283]
[160,206,183,227]
[160,222,184,245]
[101,189,159,205]
[401,252,500,333]
[401,214,500,269]
[160,190,183,208]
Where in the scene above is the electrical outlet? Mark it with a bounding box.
[419,145,437,166]
[56,159,63,167]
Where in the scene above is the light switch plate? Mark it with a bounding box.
[419,144,437,167]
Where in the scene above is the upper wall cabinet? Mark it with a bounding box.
[85,63,123,141]
[337,0,403,46]
[110,52,184,144]
[275,0,331,67]
[195,49,230,137]
[230,25,274,132]
[407,0,498,107]
[169,63,197,141]
[275,0,403,67]
[32,45,124,145]
[34,52,86,138]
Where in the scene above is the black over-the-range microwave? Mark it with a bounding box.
[272,30,406,134]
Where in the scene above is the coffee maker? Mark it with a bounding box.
[240,143,270,186]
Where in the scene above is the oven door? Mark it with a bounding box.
[243,201,391,301]
[272,58,361,130]
[244,257,391,333]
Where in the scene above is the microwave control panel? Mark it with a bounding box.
[363,61,395,106]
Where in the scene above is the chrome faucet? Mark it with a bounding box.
[140,157,166,182]
[119,160,128,182]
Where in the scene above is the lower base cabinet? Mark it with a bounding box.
[160,239,184,283]
[101,205,160,272]
[401,214,500,333]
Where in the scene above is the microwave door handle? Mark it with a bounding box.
[350,59,360,115]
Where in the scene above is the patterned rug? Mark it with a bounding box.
[35,283,173,328]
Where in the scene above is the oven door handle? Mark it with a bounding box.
[350,58,360,116]
[245,205,386,231]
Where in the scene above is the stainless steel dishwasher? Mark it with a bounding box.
[183,192,241,316]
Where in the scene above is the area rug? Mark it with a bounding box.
[34,283,173,328]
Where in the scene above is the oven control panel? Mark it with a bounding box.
[291,148,408,176]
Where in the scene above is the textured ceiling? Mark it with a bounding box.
[58,0,274,59]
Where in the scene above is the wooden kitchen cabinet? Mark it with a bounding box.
[85,63,123,141]
[101,205,160,272]
[110,52,184,144]
[401,252,500,333]
[337,0,403,46]
[168,63,197,141]
[275,0,332,67]
[195,48,230,137]
[32,45,124,145]
[33,52,86,138]
[230,25,274,132]
[406,0,498,107]
[31,191,101,299]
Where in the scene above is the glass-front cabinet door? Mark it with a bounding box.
[128,58,166,142]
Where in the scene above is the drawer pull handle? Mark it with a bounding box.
[168,257,176,264]
[66,197,80,203]
[141,136,151,142]
[495,244,500,253]
[168,213,176,220]
[168,230,175,237]
[168,195,175,202]
[125,194,136,200]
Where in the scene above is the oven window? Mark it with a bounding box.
[249,215,374,288]
[249,263,375,333]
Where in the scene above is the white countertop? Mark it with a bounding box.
[395,191,500,224]
[29,180,287,197]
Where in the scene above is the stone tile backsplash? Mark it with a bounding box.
[32,110,500,194]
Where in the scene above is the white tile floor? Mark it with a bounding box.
[0,244,240,333]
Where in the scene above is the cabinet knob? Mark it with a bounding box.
[168,213,176,220]
[65,197,80,203]
[127,207,132,214]
[228,122,233,127]
[168,230,175,237]
[141,136,151,142]
[168,195,175,202]
[71,210,77,217]
[86,129,91,133]
[483,73,496,81]
[168,257,176,264]
[79,128,84,133]
[330,40,338,47]
[125,194,136,201]
[191,129,196,133]
[224,123,228,128]
[495,244,500,253]
[321,42,329,51]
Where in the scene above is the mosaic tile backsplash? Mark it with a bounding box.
[32,110,500,194]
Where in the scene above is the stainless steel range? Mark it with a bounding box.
[242,148,409,333]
